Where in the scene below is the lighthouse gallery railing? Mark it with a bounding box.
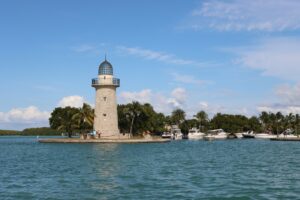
[91,78,120,87]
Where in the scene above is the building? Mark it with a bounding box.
[92,58,120,138]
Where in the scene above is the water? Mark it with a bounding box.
[1,137,300,200]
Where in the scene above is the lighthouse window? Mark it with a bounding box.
[103,113,107,117]
[103,97,107,101]
[104,76,106,79]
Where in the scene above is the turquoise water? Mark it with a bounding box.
[1,137,300,200]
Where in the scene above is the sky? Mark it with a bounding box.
[0,0,300,130]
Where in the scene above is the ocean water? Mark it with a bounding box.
[1,137,300,200]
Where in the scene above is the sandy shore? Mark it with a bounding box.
[38,138,170,143]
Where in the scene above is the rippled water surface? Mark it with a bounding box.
[1,137,300,199]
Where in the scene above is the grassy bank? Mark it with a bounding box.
[0,127,61,136]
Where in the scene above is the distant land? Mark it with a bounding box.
[0,127,61,136]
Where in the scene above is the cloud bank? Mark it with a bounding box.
[257,83,300,114]
[0,95,89,130]
[119,87,187,114]
[58,95,86,108]
[234,37,300,81]
[189,0,300,32]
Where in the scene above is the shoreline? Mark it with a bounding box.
[38,138,171,143]
[270,138,300,141]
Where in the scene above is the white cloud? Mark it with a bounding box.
[117,46,206,67]
[119,89,152,104]
[58,95,86,108]
[0,95,93,130]
[197,101,226,116]
[189,0,300,31]
[168,87,187,108]
[257,105,300,115]
[256,82,300,114]
[119,87,188,114]
[235,37,300,81]
[0,106,50,124]
[119,88,255,118]
[276,83,300,105]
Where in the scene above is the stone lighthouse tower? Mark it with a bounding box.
[92,58,120,138]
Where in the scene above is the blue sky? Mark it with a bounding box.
[1,0,300,130]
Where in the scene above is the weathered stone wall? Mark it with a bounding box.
[94,85,120,138]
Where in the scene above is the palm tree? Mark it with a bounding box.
[259,111,271,132]
[124,101,142,136]
[171,109,186,125]
[295,114,300,137]
[275,112,284,135]
[72,103,94,134]
[194,111,208,131]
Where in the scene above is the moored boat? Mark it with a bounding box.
[161,132,172,139]
[255,133,276,139]
[188,128,205,140]
[277,129,298,139]
[204,129,228,140]
[170,125,183,140]
[242,131,255,139]
[234,132,244,139]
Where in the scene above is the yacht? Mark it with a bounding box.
[188,128,205,140]
[242,131,255,139]
[277,129,298,139]
[204,129,228,140]
[255,133,276,139]
[161,132,172,139]
[234,132,243,139]
[170,125,183,140]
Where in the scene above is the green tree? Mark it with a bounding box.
[259,111,271,131]
[248,116,262,132]
[118,102,166,135]
[210,113,250,133]
[171,108,186,125]
[180,119,198,134]
[49,106,80,137]
[194,110,209,131]
[295,114,300,136]
[72,103,94,134]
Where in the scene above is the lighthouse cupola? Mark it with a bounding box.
[98,59,113,75]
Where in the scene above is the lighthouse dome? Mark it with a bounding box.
[98,60,113,75]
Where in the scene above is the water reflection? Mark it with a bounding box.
[89,144,122,193]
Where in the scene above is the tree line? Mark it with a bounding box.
[49,101,300,137]
[0,127,61,136]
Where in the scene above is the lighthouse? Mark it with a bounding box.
[92,58,120,138]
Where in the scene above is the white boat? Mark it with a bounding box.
[205,129,228,140]
[234,132,244,139]
[170,125,183,140]
[255,133,276,139]
[242,131,255,139]
[161,132,172,139]
[277,129,298,139]
[278,134,297,139]
[188,128,205,140]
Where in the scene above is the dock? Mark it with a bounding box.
[38,138,171,144]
